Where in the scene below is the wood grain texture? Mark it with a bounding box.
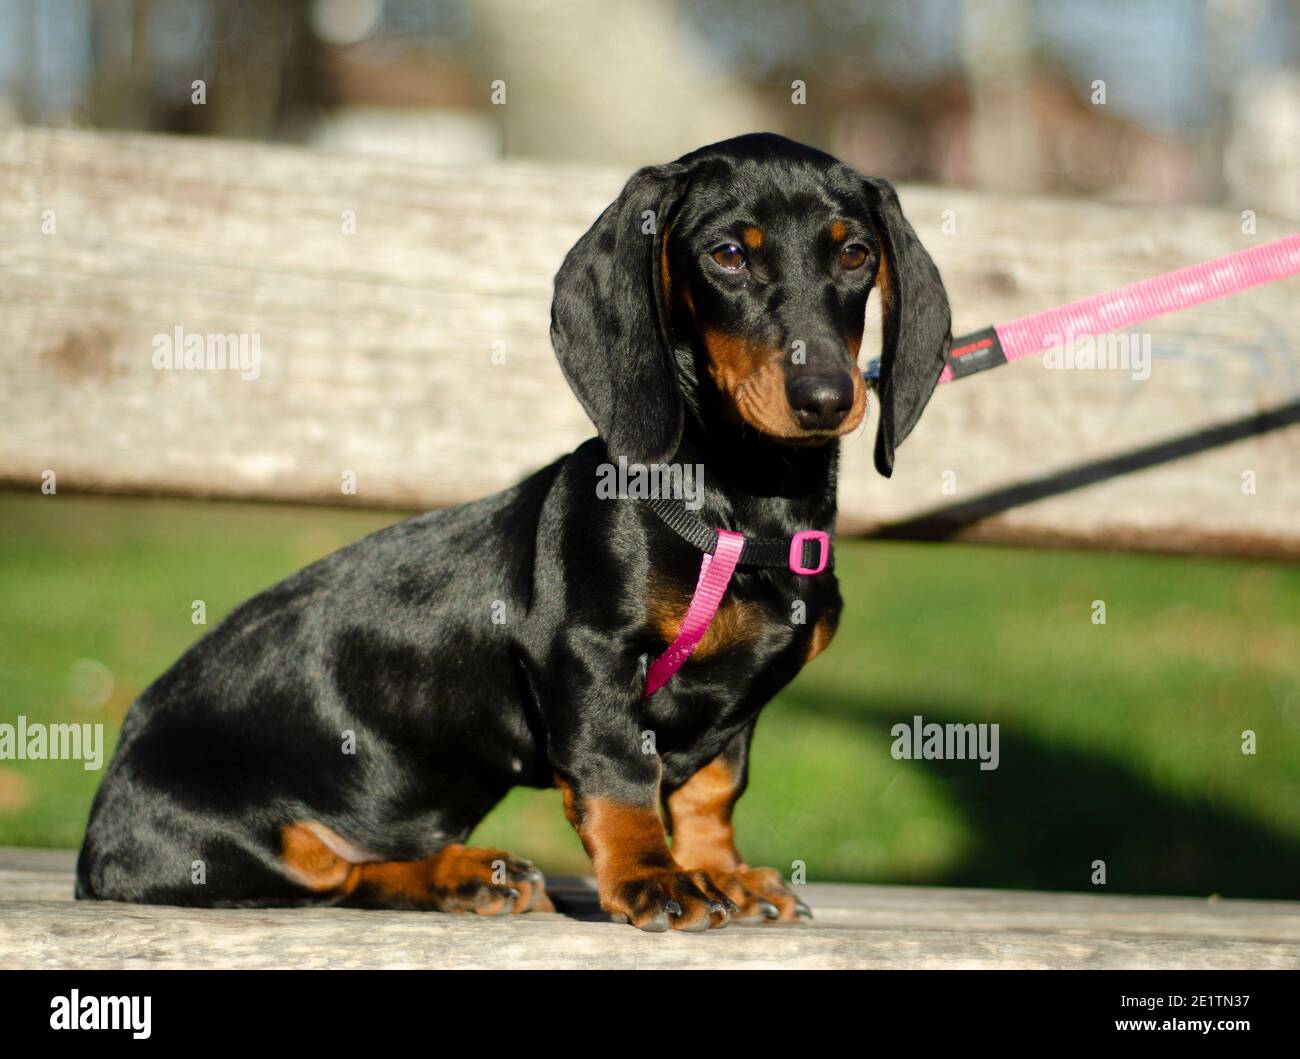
[2,848,1297,970]
[2,128,1298,556]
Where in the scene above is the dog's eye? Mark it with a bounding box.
[840,244,869,270]
[710,243,747,271]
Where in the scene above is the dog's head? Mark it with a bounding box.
[550,133,950,476]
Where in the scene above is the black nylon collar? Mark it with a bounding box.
[644,496,830,571]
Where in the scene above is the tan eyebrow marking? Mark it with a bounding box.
[741,226,764,250]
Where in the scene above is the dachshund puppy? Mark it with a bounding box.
[77,133,951,932]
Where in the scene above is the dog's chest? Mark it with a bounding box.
[641,572,841,734]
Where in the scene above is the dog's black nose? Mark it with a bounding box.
[786,373,855,430]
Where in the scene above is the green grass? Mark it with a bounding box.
[2,492,1298,897]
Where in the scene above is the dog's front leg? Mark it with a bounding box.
[553,717,737,932]
[665,726,812,923]
[558,777,737,932]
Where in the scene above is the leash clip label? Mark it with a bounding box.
[945,326,1007,381]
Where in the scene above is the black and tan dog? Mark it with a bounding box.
[77,133,950,932]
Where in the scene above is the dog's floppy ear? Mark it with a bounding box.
[551,163,689,463]
[863,177,952,478]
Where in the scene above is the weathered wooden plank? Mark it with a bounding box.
[3,849,1297,969]
[2,128,1298,557]
[7,864,1300,944]
[11,899,1299,970]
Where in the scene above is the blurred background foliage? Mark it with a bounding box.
[1,1,1299,896]
[2,0,1298,212]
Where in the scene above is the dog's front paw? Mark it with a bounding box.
[711,866,811,923]
[607,868,739,932]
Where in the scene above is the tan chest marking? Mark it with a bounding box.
[804,612,839,664]
[649,577,767,660]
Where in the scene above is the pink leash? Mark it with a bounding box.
[866,235,1300,384]
[969,234,1300,379]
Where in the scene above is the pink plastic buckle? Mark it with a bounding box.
[789,530,829,575]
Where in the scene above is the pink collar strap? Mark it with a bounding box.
[644,529,746,698]
[642,505,831,697]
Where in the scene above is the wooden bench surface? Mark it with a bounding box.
[4,848,1298,969]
